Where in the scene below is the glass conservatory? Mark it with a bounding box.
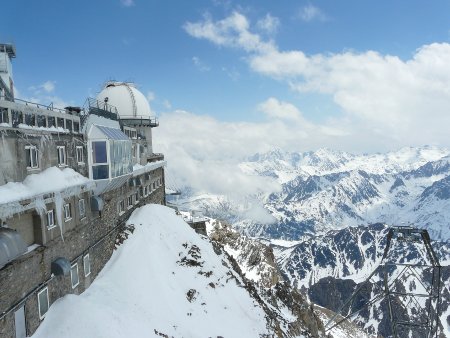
[87,125,133,192]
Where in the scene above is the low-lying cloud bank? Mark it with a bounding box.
[155,11,450,204]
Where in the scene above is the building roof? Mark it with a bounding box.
[96,125,129,140]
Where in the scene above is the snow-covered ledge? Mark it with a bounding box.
[0,167,95,219]
[132,160,166,177]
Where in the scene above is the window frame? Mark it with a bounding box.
[25,145,39,169]
[57,146,66,167]
[78,199,86,219]
[47,209,56,229]
[118,200,125,215]
[127,195,133,209]
[63,203,72,222]
[37,287,49,320]
[76,146,84,165]
[70,263,79,289]
[83,254,91,277]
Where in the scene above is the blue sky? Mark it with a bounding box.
[4,0,450,195]
[3,0,450,123]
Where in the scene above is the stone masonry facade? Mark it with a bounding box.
[0,168,165,337]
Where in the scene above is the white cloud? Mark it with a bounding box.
[147,91,156,101]
[183,12,275,53]
[258,97,303,121]
[192,56,211,72]
[21,80,71,108]
[298,4,327,22]
[120,0,134,7]
[256,13,280,34]
[162,99,172,109]
[183,12,450,150]
[41,80,55,93]
[222,67,240,81]
[153,105,351,199]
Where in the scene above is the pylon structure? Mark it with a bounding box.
[325,226,442,338]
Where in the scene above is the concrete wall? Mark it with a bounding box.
[0,167,165,338]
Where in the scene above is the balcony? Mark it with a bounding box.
[119,115,159,128]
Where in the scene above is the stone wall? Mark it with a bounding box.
[0,167,165,337]
[0,128,87,186]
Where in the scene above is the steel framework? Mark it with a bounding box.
[325,226,442,338]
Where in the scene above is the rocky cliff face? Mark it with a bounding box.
[207,219,373,338]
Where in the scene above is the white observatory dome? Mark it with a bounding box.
[96,82,152,119]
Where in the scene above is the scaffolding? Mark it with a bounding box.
[326,226,442,338]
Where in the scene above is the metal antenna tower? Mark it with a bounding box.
[325,226,442,338]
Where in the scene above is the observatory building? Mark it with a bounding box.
[0,44,165,337]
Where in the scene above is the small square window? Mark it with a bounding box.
[57,146,66,166]
[76,146,84,164]
[47,210,55,229]
[64,203,72,221]
[118,200,125,215]
[37,287,49,319]
[83,254,91,277]
[79,199,86,218]
[70,263,79,288]
[25,146,39,169]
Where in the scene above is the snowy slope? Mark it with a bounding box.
[32,205,270,338]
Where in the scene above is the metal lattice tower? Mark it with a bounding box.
[326,226,442,338]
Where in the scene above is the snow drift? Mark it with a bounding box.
[31,205,269,338]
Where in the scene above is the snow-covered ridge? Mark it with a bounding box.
[31,205,270,338]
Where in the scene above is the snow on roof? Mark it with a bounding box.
[31,205,269,338]
[0,167,92,205]
[131,160,166,176]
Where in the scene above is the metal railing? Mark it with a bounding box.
[14,98,68,114]
[119,115,159,127]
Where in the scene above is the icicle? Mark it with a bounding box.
[54,191,65,242]
[34,195,47,217]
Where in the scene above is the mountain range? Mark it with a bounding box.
[171,146,450,337]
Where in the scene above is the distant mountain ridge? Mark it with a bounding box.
[239,146,450,241]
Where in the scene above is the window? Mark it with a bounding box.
[25,146,39,169]
[79,199,86,218]
[37,287,49,319]
[76,146,84,164]
[92,141,109,180]
[118,200,125,215]
[127,195,133,209]
[70,263,79,288]
[153,182,156,190]
[64,203,72,221]
[83,254,91,277]
[47,210,55,229]
[66,119,73,132]
[134,192,139,204]
[57,146,66,166]
[0,107,9,124]
[143,186,148,197]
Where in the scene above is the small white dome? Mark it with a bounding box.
[96,82,152,119]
